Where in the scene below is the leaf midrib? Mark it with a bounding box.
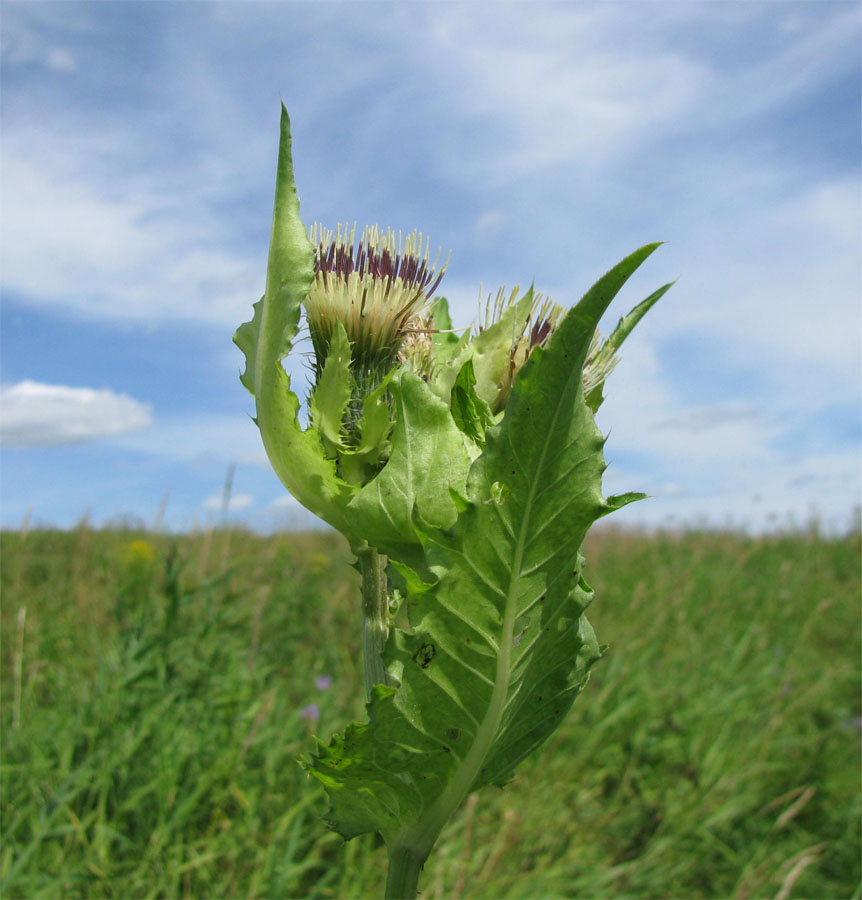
[398,362,577,858]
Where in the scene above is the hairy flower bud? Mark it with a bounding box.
[397,313,437,380]
[479,285,619,412]
[582,330,620,397]
[478,286,565,413]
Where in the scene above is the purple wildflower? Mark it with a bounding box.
[301,703,320,724]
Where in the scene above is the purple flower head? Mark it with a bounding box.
[315,675,333,691]
[301,703,320,724]
[305,224,448,381]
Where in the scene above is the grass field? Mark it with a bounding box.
[1,524,859,900]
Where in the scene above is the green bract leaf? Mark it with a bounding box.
[233,106,358,541]
[449,359,494,451]
[430,289,534,407]
[307,244,660,857]
[337,366,399,485]
[310,321,352,457]
[429,297,466,363]
[356,376,394,459]
[346,372,473,571]
[344,367,396,458]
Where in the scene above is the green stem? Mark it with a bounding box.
[359,547,390,700]
[359,549,431,899]
[385,845,427,900]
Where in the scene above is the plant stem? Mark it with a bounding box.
[361,551,433,899]
[359,547,390,700]
[385,845,427,900]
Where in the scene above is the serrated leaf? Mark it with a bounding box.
[307,244,661,858]
[346,372,474,572]
[310,321,352,457]
[232,105,358,541]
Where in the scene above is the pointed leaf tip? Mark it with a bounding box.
[601,492,648,518]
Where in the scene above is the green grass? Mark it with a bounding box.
[1,524,859,899]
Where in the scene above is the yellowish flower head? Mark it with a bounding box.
[479,286,619,412]
[306,224,448,383]
[582,329,620,397]
[478,287,566,413]
[120,538,158,569]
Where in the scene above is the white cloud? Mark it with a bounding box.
[0,381,152,447]
[666,172,861,379]
[422,3,858,184]
[599,338,769,467]
[111,413,269,466]
[0,151,261,327]
[203,492,254,512]
[427,5,705,179]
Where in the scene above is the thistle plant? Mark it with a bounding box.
[234,105,672,900]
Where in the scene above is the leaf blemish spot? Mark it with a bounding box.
[412,643,436,668]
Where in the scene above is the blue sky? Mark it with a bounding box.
[1,1,860,533]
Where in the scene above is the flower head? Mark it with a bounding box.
[479,286,566,413]
[120,538,158,572]
[301,702,321,724]
[397,311,437,380]
[478,286,620,412]
[582,329,620,397]
[306,224,448,384]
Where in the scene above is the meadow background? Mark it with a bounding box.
[2,522,859,899]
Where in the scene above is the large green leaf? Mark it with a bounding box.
[307,244,660,858]
[233,105,358,541]
[346,373,474,571]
